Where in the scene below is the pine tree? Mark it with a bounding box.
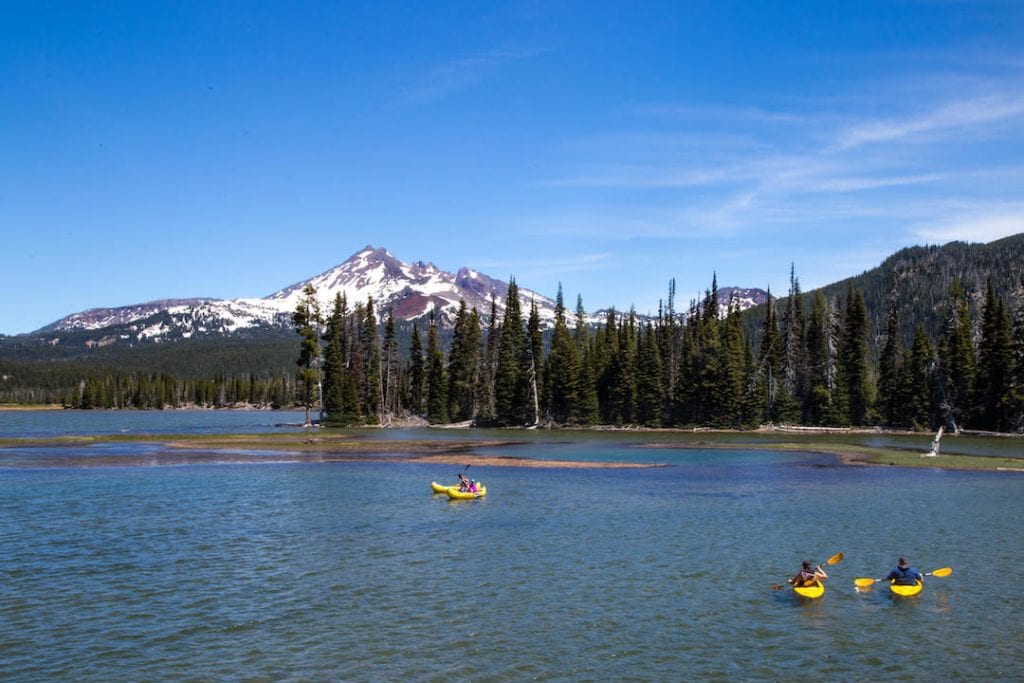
[837,287,871,426]
[494,280,527,425]
[544,285,580,424]
[697,283,724,425]
[658,279,682,425]
[474,298,500,424]
[877,279,903,426]
[609,310,639,425]
[780,265,807,419]
[360,296,382,424]
[382,307,400,420]
[426,312,449,424]
[719,295,747,427]
[938,279,975,429]
[975,278,1014,430]
[901,323,938,429]
[526,301,543,425]
[756,287,784,423]
[636,321,664,426]
[408,323,425,416]
[321,294,345,422]
[596,309,620,423]
[292,284,321,426]
[447,300,481,422]
[573,294,600,425]
[804,291,833,426]
[703,273,720,324]
[1011,302,1024,431]
[348,302,367,419]
[674,302,701,425]
[322,293,360,425]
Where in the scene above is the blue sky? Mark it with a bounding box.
[2,1,1023,334]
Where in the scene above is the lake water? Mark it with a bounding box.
[1,410,1022,680]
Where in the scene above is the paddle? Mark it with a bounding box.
[772,552,844,590]
[854,566,952,588]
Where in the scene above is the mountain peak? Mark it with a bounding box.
[35,244,770,342]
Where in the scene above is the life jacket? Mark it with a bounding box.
[796,570,818,586]
[891,566,919,585]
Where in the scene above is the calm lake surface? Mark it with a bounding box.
[1,410,1022,680]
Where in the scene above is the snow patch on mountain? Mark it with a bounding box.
[38,245,767,344]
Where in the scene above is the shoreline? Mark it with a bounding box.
[0,430,1021,472]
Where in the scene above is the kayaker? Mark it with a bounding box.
[886,557,924,586]
[457,473,472,492]
[789,560,828,587]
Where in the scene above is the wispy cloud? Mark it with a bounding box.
[913,207,1024,243]
[401,47,546,102]
[834,94,1024,149]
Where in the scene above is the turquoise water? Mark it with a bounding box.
[1,412,1022,680]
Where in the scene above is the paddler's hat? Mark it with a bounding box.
[898,557,909,568]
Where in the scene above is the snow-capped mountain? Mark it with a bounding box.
[36,245,767,345]
[718,287,771,310]
[265,246,556,323]
[40,246,557,342]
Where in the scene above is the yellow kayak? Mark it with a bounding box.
[446,484,486,499]
[431,481,487,498]
[890,580,923,597]
[793,580,825,599]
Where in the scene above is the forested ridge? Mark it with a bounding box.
[2,236,1023,432]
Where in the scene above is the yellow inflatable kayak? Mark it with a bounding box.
[446,484,486,499]
[430,481,487,498]
[889,580,923,597]
[793,581,825,599]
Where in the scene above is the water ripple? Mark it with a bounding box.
[1,459,1022,679]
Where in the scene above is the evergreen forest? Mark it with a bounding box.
[297,269,1024,433]
[2,236,1023,434]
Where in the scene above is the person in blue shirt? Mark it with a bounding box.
[886,557,924,585]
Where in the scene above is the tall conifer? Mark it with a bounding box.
[636,321,664,426]
[526,301,543,425]
[409,323,425,416]
[573,295,600,424]
[938,279,975,429]
[901,323,937,429]
[494,280,526,425]
[975,279,1014,430]
[447,300,481,422]
[361,296,382,424]
[382,307,400,420]
[877,280,903,426]
[292,284,321,426]
[804,291,833,425]
[426,312,449,424]
[838,287,871,426]
[545,285,581,424]
[474,298,500,424]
